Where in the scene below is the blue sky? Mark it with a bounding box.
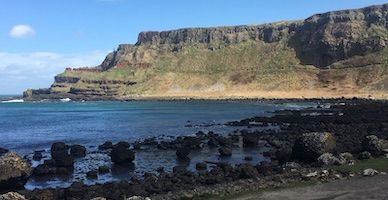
[0,0,387,94]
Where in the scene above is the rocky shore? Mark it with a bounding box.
[1,99,388,200]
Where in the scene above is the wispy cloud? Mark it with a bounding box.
[9,25,36,39]
[0,51,109,94]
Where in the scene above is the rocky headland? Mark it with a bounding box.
[24,3,388,100]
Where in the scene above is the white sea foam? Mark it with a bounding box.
[1,99,24,103]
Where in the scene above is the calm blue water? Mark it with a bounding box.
[0,100,310,154]
[0,100,313,189]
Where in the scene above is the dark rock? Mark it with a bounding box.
[176,147,190,160]
[32,151,43,161]
[0,147,9,156]
[86,170,98,179]
[98,141,113,150]
[242,133,259,147]
[362,135,388,156]
[51,142,68,161]
[238,164,259,179]
[111,144,135,165]
[292,132,336,162]
[244,156,253,161]
[275,147,293,163]
[359,151,372,160]
[114,141,130,149]
[98,166,110,174]
[0,152,32,190]
[172,165,187,174]
[195,162,207,171]
[70,145,86,158]
[218,147,232,157]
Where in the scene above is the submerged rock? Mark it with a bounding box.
[98,141,113,150]
[176,147,190,160]
[70,145,86,158]
[218,147,232,157]
[111,143,135,165]
[0,152,32,190]
[292,132,336,162]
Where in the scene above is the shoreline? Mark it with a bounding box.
[1,99,388,199]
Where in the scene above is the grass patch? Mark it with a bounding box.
[332,158,388,173]
[180,180,317,200]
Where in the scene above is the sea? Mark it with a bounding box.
[0,95,315,189]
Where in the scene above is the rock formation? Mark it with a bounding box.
[24,4,388,100]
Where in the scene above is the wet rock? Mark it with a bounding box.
[176,147,190,160]
[51,142,74,168]
[111,144,135,165]
[363,168,379,176]
[238,164,259,179]
[244,156,253,161]
[195,162,207,171]
[358,151,372,160]
[0,152,32,190]
[362,135,388,156]
[0,147,9,156]
[173,165,187,174]
[98,166,110,174]
[218,147,232,157]
[275,147,293,163]
[317,153,341,166]
[0,192,26,200]
[32,151,43,161]
[292,132,336,162]
[70,145,86,158]
[98,141,113,150]
[86,170,98,179]
[242,133,259,147]
[114,141,130,149]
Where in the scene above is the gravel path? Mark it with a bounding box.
[234,174,388,200]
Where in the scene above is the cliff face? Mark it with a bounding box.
[24,4,388,100]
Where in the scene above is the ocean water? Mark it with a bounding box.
[0,100,313,189]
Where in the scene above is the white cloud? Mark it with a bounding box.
[0,50,109,94]
[9,25,36,39]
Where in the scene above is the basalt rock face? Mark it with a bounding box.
[24,4,388,100]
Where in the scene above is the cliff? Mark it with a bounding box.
[24,4,388,100]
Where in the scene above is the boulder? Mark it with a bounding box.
[0,192,26,200]
[111,145,135,165]
[317,153,341,166]
[363,168,379,176]
[362,135,388,156]
[176,147,190,160]
[70,145,86,158]
[0,147,9,156]
[339,152,354,164]
[51,142,74,168]
[98,141,113,150]
[239,164,259,179]
[218,147,232,157]
[292,132,336,162]
[358,151,372,160]
[0,152,32,189]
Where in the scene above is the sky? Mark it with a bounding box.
[0,0,387,94]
